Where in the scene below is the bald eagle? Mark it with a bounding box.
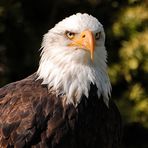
[0,13,121,148]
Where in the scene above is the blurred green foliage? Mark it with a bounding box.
[0,0,148,147]
[109,4,148,128]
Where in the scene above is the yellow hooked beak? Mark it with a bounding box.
[68,30,95,62]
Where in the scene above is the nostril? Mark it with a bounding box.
[82,34,86,38]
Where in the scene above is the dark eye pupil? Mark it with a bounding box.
[69,32,73,36]
[68,32,73,36]
[66,31,75,39]
[95,32,101,39]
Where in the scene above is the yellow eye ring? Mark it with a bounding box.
[95,32,101,40]
[66,31,75,39]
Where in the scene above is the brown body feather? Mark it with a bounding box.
[0,73,121,148]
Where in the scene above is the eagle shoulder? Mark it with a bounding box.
[0,73,70,147]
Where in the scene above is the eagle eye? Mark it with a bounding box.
[95,32,101,40]
[65,31,75,39]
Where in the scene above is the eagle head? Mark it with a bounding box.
[37,13,111,107]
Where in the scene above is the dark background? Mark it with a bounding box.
[0,0,148,147]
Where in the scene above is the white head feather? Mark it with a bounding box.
[37,13,111,107]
